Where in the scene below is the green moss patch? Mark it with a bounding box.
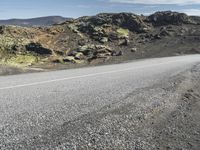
[1,54,39,67]
[117,28,129,38]
[0,35,30,57]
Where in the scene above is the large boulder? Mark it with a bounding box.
[25,42,52,55]
[148,11,194,26]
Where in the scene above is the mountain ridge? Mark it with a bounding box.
[0,16,72,27]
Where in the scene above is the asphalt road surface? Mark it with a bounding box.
[0,55,200,149]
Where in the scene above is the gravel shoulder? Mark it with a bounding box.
[0,65,44,76]
[0,65,26,76]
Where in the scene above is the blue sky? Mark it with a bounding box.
[0,0,200,19]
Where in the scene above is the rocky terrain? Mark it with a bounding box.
[0,11,200,75]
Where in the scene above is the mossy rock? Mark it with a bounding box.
[0,35,30,57]
[0,36,17,52]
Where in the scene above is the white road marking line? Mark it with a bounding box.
[0,59,191,90]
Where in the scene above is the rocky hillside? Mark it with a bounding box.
[0,11,200,71]
[0,16,71,27]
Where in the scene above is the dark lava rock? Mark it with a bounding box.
[110,13,150,33]
[78,39,88,46]
[99,37,108,43]
[78,13,150,33]
[112,50,123,56]
[131,48,137,52]
[148,11,194,26]
[116,51,123,56]
[154,34,162,39]
[108,32,120,41]
[26,42,52,55]
[160,30,171,36]
[0,26,5,34]
[52,59,61,63]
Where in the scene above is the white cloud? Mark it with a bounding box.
[109,0,200,4]
[181,9,200,16]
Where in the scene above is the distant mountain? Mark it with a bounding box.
[0,16,71,27]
